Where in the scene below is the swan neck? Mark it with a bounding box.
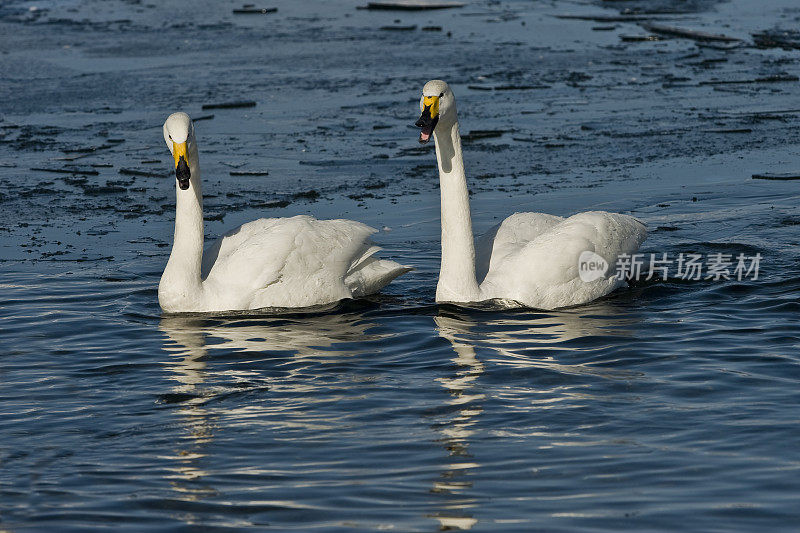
[160,145,204,307]
[434,117,481,302]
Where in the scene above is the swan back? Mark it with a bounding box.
[480,211,647,309]
[200,215,404,310]
[475,212,564,283]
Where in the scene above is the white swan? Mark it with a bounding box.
[158,112,410,313]
[414,80,647,309]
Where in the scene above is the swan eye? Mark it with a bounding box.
[168,134,172,141]
[439,92,444,97]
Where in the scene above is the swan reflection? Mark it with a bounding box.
[157,311,378,508]
[160,312,377,360]
[429,302,642,529]
[429,312,484,530]
[157,320,216,502]
[470,302,641,381]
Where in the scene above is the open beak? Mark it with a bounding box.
[415,95,440,145]
[173,141,191,190]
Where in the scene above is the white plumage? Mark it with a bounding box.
[416,80,647,310]
[477,211,646,309]
[199,215,406,310]
[158,112,409,313]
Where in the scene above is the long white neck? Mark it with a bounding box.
[159,144,204,311]
[433,116,482,302]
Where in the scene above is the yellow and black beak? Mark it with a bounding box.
[415,95,440,145]
[172,141,191,190]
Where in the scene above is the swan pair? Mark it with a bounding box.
[158,80,646,313]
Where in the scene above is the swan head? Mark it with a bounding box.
[163,112,195,190]
[415,80,455,144]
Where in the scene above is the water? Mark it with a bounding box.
[2,0,800,530]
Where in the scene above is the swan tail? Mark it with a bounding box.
[346,253,412,298]
[349,244,382,272]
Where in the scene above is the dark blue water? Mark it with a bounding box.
[3,255,799,531]
[2,0,800,530]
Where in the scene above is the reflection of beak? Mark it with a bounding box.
[173,141,191,190]
[415,95,440,145]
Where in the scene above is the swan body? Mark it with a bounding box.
[159,112,409,313]
[415,80,647,310]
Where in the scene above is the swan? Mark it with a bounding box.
[414,80,647,309]
[158,112,410,313]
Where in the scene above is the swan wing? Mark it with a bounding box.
[481,211,647,309]
[201,216,290,289]
[475,212,564,282]
[202,215,404,309]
